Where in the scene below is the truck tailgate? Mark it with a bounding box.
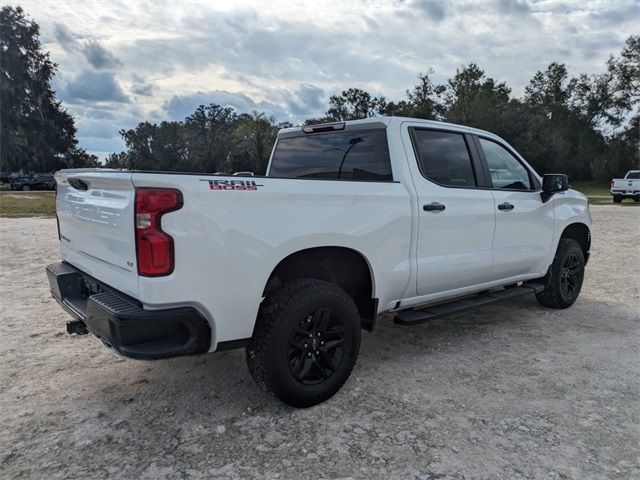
[55,170,138,298]
[613,179,639,191]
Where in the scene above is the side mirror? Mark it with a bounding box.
[541,174,569,202]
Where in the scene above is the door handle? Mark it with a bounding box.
[423,202,446,212]
[498,202,514,211]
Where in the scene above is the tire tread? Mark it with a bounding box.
[535,238,584,309]
[246,278,360,405]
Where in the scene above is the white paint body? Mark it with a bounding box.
[54,117,592,351]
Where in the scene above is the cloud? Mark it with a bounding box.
[53,22,122,70]
[63,71,130,103]
[283,83,325,116]
[83,41,123,69]
[162,90,289,121]
[407,0,447,22]
[496,0,532,16]
[132,82,153,96]
[53,22,77,50]
[24,0,638,159]
[588,1,640,27]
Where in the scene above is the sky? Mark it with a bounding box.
[7,0,640,158]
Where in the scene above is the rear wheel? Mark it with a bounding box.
[246,279,361,407]
[634,194,640,203]
[22,185,30,191]
[536,238,585,309]
[613,194,622,203]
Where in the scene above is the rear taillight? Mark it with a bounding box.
[135,188,183,276]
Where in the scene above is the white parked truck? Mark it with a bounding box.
[47,117,592,407]
[611,170,640,203]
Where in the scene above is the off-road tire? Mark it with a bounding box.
[536,238,585,309]
[246,279,361,408]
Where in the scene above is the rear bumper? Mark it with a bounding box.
[611,189,640,197]
[46,262,210,359]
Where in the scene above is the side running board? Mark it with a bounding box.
[394,283,545,326]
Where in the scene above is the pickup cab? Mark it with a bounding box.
[611,170,640,203]
[47,117,592,407]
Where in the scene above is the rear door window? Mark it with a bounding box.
[268,128,393,181]
[411,129,477,187]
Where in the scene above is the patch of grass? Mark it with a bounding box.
[588,197,639,206]
[570,181,610,197]
[0,192,56,217]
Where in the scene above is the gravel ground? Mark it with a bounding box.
[1,205,638,479]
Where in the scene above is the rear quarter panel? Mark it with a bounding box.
[131,173,413,349]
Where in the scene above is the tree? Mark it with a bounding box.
[183,104,237,172]
[610,35,640,100]
[119,121,187,171]
[606,115,640,178]
[104,151,128,169]
[326,88,386,120]
[445,63,511,132]
[521,62,609,180]
[65,148,99,168]
[404,70,446,119]
[231,112,279,175]
[0,6,84,172]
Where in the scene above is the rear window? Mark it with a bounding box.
[268,129,393,181]
[626,171,640,179]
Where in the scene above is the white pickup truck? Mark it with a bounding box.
[611,170,640,203]
[47,117,592,407]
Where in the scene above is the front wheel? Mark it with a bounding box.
[22,185,31,191]
[536,239,585,309]
[246,279,361,408]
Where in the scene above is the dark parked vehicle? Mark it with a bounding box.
[10,173,56,191]
[0,172,11,183]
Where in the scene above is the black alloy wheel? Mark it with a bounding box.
[560,253,581,298]
[288,309,349,385]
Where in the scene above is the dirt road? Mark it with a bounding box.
[1,205,638,479]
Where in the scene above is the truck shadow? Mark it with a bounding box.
[81,294,633,418]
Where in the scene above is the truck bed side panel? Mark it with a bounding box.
[131,173,413,348]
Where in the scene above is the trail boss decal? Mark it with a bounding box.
[201,179,263,191]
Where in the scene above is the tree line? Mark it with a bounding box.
[2,5,638,181]
[105,35,640,181]
[0,6,98,173]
